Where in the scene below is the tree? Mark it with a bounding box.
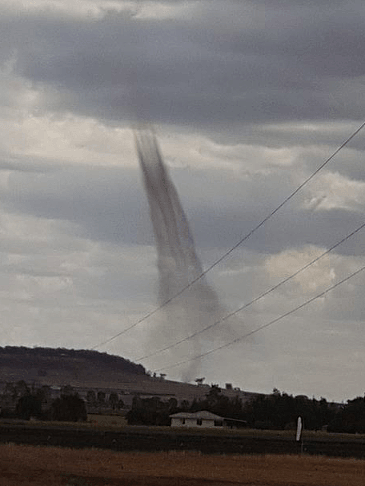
[328,396,365,433]
[109,393,119,410]
[86,390,97,407]
[242,390,340,431]
[97,391,106,406]
[16,380,30,398]
[16,394,42,420]
[126,396,172,426]
[51,394,87,422]
[61,385,74,396]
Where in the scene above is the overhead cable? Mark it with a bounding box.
[91,120,365,351]
[136,220,365,362]
[153,262,365,373]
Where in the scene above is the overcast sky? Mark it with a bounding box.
[1,0,365,402]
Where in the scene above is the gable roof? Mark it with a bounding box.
[170,410,223,420]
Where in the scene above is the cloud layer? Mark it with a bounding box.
[0,0,364,401]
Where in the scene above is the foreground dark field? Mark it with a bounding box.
[1,444,365,486]
[2,421,365,458]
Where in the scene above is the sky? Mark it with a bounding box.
[1,0,365,402]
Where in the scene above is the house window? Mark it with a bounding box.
[214,420,223,427]
[197,418,202,426]
[181,418,185,424]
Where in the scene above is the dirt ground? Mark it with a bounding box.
[1,443,365,486]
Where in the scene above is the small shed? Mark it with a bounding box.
[170,410,224,428]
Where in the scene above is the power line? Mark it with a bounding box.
[91,120,365,351]
[135,221,365,362]
[153,262,365,373]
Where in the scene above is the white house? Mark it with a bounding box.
[170,410,224,428]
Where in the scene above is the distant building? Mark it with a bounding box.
[170,410,224,428]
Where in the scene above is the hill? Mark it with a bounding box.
[0,346,258,406]
[0,346,145,383]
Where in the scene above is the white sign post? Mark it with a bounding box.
[296,416,303,453]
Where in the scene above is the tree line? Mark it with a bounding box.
[3,380,365,433]
[127,386,365,434]
[0,381,87,422]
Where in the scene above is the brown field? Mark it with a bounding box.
[1,444,365,486]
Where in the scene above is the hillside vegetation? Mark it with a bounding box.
[0,346,146,381]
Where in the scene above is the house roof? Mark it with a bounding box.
[170,410,224,420]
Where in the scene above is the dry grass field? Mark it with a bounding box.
[1,443,365,486]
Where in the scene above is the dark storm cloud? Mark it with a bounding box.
[1,0,365,131]
[211,2,365,78]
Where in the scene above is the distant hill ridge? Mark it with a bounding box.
[0,346,263,406]
[0,346,146,378]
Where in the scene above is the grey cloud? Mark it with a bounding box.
[0,154,67,173]
[171,165,365,256]
[3,166,152,245]
[3,160,364,261]
[1,1,364,132]
[0,0,365,400]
